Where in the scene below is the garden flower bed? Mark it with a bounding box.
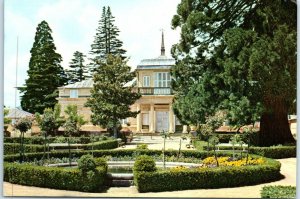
[4,149,282,193]
[133,155,282,192]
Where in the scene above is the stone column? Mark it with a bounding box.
[149,104,154,133]
[153,107,156,133]
[182,125,188,134]
[169,104,175,133]
[136,104,141,132]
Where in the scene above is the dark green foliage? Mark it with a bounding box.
[14,117,32,133]
[77,154,96,172]
[261,185,296,198]
[4,149,220,163]
[20,20,67,113]
[4,136,55,144]
[133,155,157,172]
[4,162,106,192]
[202,145,296,159]
[94,157,108,171]
[3,139,118,154]
[66,51,89,83]
[134,158,281,192]
[171,0,296,146]
[85,55,141,138]
[89,6,126,72]
[4,143,44,155]
[84,140,118,150]
[14,117,33,162]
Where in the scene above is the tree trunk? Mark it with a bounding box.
[259,97,295,146]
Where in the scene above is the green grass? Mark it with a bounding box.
[261,185,296,198]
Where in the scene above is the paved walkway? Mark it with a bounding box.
[3,136,297,197]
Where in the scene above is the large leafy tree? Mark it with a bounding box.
[89,6,126,72]
[20,20,67,114]
[85,55,141,138]
[66,51,89,84]
[171,0,296,146]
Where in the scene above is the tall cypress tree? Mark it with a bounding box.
[89,6,126,72]
[85,55,140,138]
[66,51,89,84]
[20,20,67,114]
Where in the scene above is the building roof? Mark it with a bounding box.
[136,31,175,70]
[6,108,33,119]
[137,56,175,70]
[59,79,94,89]
[59,78,137,89]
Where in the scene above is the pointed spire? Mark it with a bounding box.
[161,30,165,56]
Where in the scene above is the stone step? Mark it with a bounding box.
[106,173,134,180]
[111,180,134,187]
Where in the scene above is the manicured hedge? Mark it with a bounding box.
[202,145,296,159]
[4,137,55,145]
[260,185,296,198]
[4,162,107,192]
[4,136,110,145]
[4,149,225,163]
[4,143,45,155]
[134,157,282,192]
[4,140,118,155]
[83,140,118,150]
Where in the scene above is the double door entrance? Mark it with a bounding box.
[156,111,169,132]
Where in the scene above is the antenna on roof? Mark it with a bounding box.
[160,29,165,56]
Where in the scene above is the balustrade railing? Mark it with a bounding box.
[132,87,173,95]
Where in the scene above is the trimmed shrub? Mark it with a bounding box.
[134,157,281,192]
[133,155,157,172]
[202,145,296,159]
[77,154,96,172]
[4,143,45,155]
[94,157,108,171]
[84,140,118,150]
[261,185,296,198]
[4,162,106,192]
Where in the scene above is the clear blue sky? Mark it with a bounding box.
[4,0,181,109]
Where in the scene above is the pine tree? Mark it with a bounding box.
[66,51,89,84]
[85,55,141,138]
[89,6,126,73]
[20,20,67,114]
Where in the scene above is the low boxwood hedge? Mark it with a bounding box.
[4,143,45,155]
[202,145,296,159]
[4,136,110,145]
[4,140,118,155]
[260,185,296,198]
[134,157,282,192]
[4,137,56,145]
[83,140,118,150]
[4,162,106,192]
[4,149,224,163]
